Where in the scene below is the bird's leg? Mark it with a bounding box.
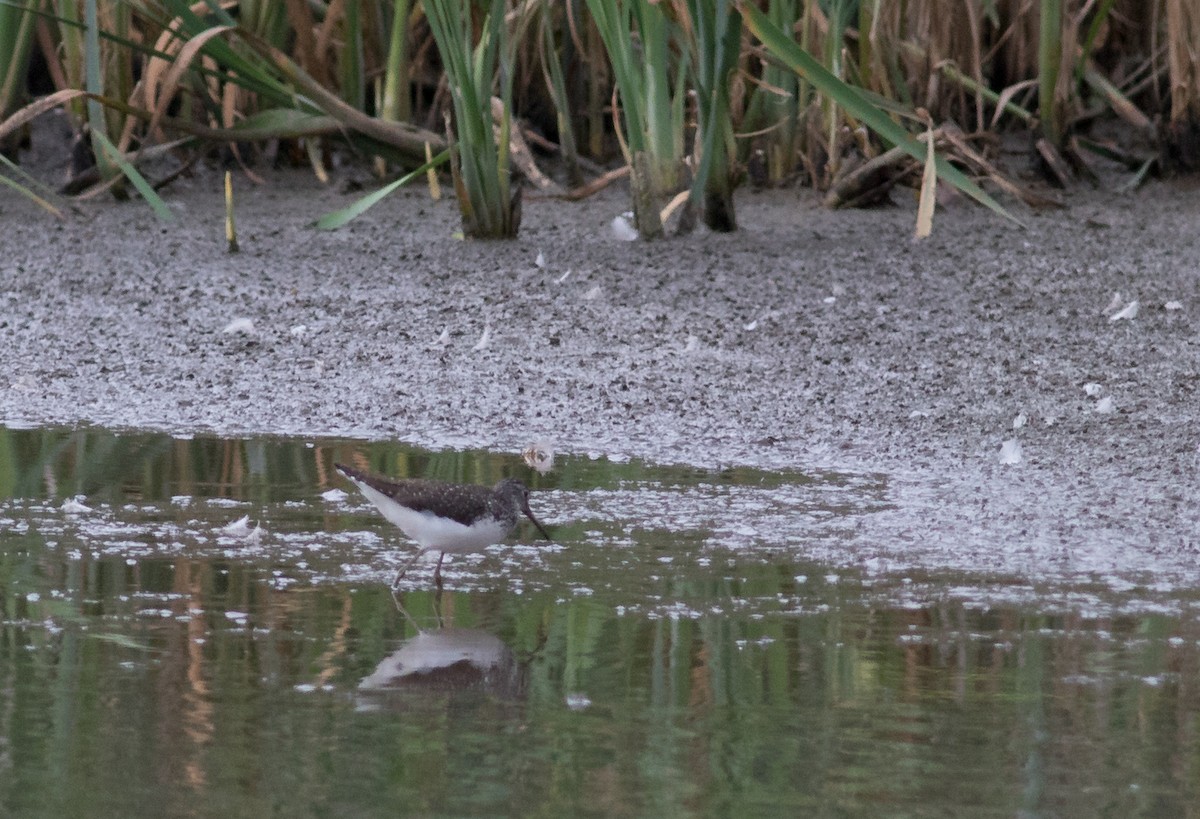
[434,551,446,588]
[391,548,428,590]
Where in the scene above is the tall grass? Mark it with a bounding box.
[1164,0,1200,170]
[1,0,1198,232]
[683,0,741,231]
[584,0,686,238]
[0,0,37,157]
[424,0,519,238]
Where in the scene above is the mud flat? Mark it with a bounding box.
[2,164,1198,584]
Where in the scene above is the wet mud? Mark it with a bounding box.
[2,152,1199,585]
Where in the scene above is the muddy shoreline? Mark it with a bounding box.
[2,155,1199,583]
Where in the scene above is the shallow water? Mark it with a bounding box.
[1,426,1199,816]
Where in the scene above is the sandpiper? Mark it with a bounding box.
[335,463,551,588]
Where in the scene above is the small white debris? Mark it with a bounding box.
[611,213,638,241]
[244,522,265,546]
[683,335,700,352]
[1083,382,1103,397]
[225,611,249,624]
[26,592,40,603]
[535,250,546,268]
[221,515,253,537]
[794,575,807,584]
[321,488,348,502]
[1165,301,1183,311]
[289,324,307,337]
[823,296,836,304]
[1012,413,1027,430]
[1104,292,1123,313]
[436,325,450,345]
[61,497,93,514]
[744,319,759,331]
[584,285,602,300]
[556,269,572,284]
[222,317,255,335]
[999,438,1023,465]
[472,324,492,351]
[222,515,252,535]
[1108,300,1139,322]
[565,692,592,711]
[1095,396,1116,414]
[522,441,555,474]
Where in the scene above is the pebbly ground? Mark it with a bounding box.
[2,144,1199,587]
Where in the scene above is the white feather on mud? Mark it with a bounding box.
[999,439,1023,465]
[222,317,255,334]
[611,213,638,241]
[1095,396,1116,414]
[1108,300,1139,321]
[472,324,492,351]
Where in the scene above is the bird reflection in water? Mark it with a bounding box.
[357,592,535,705]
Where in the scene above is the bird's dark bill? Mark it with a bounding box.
[523,504,551,540]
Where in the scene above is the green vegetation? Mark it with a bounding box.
[0,1,1195,236]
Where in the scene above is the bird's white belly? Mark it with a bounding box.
[356,480,507,552]
[400,509,507,553]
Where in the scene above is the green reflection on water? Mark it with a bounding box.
[0,424,845,505]
[0,426,1198,817]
